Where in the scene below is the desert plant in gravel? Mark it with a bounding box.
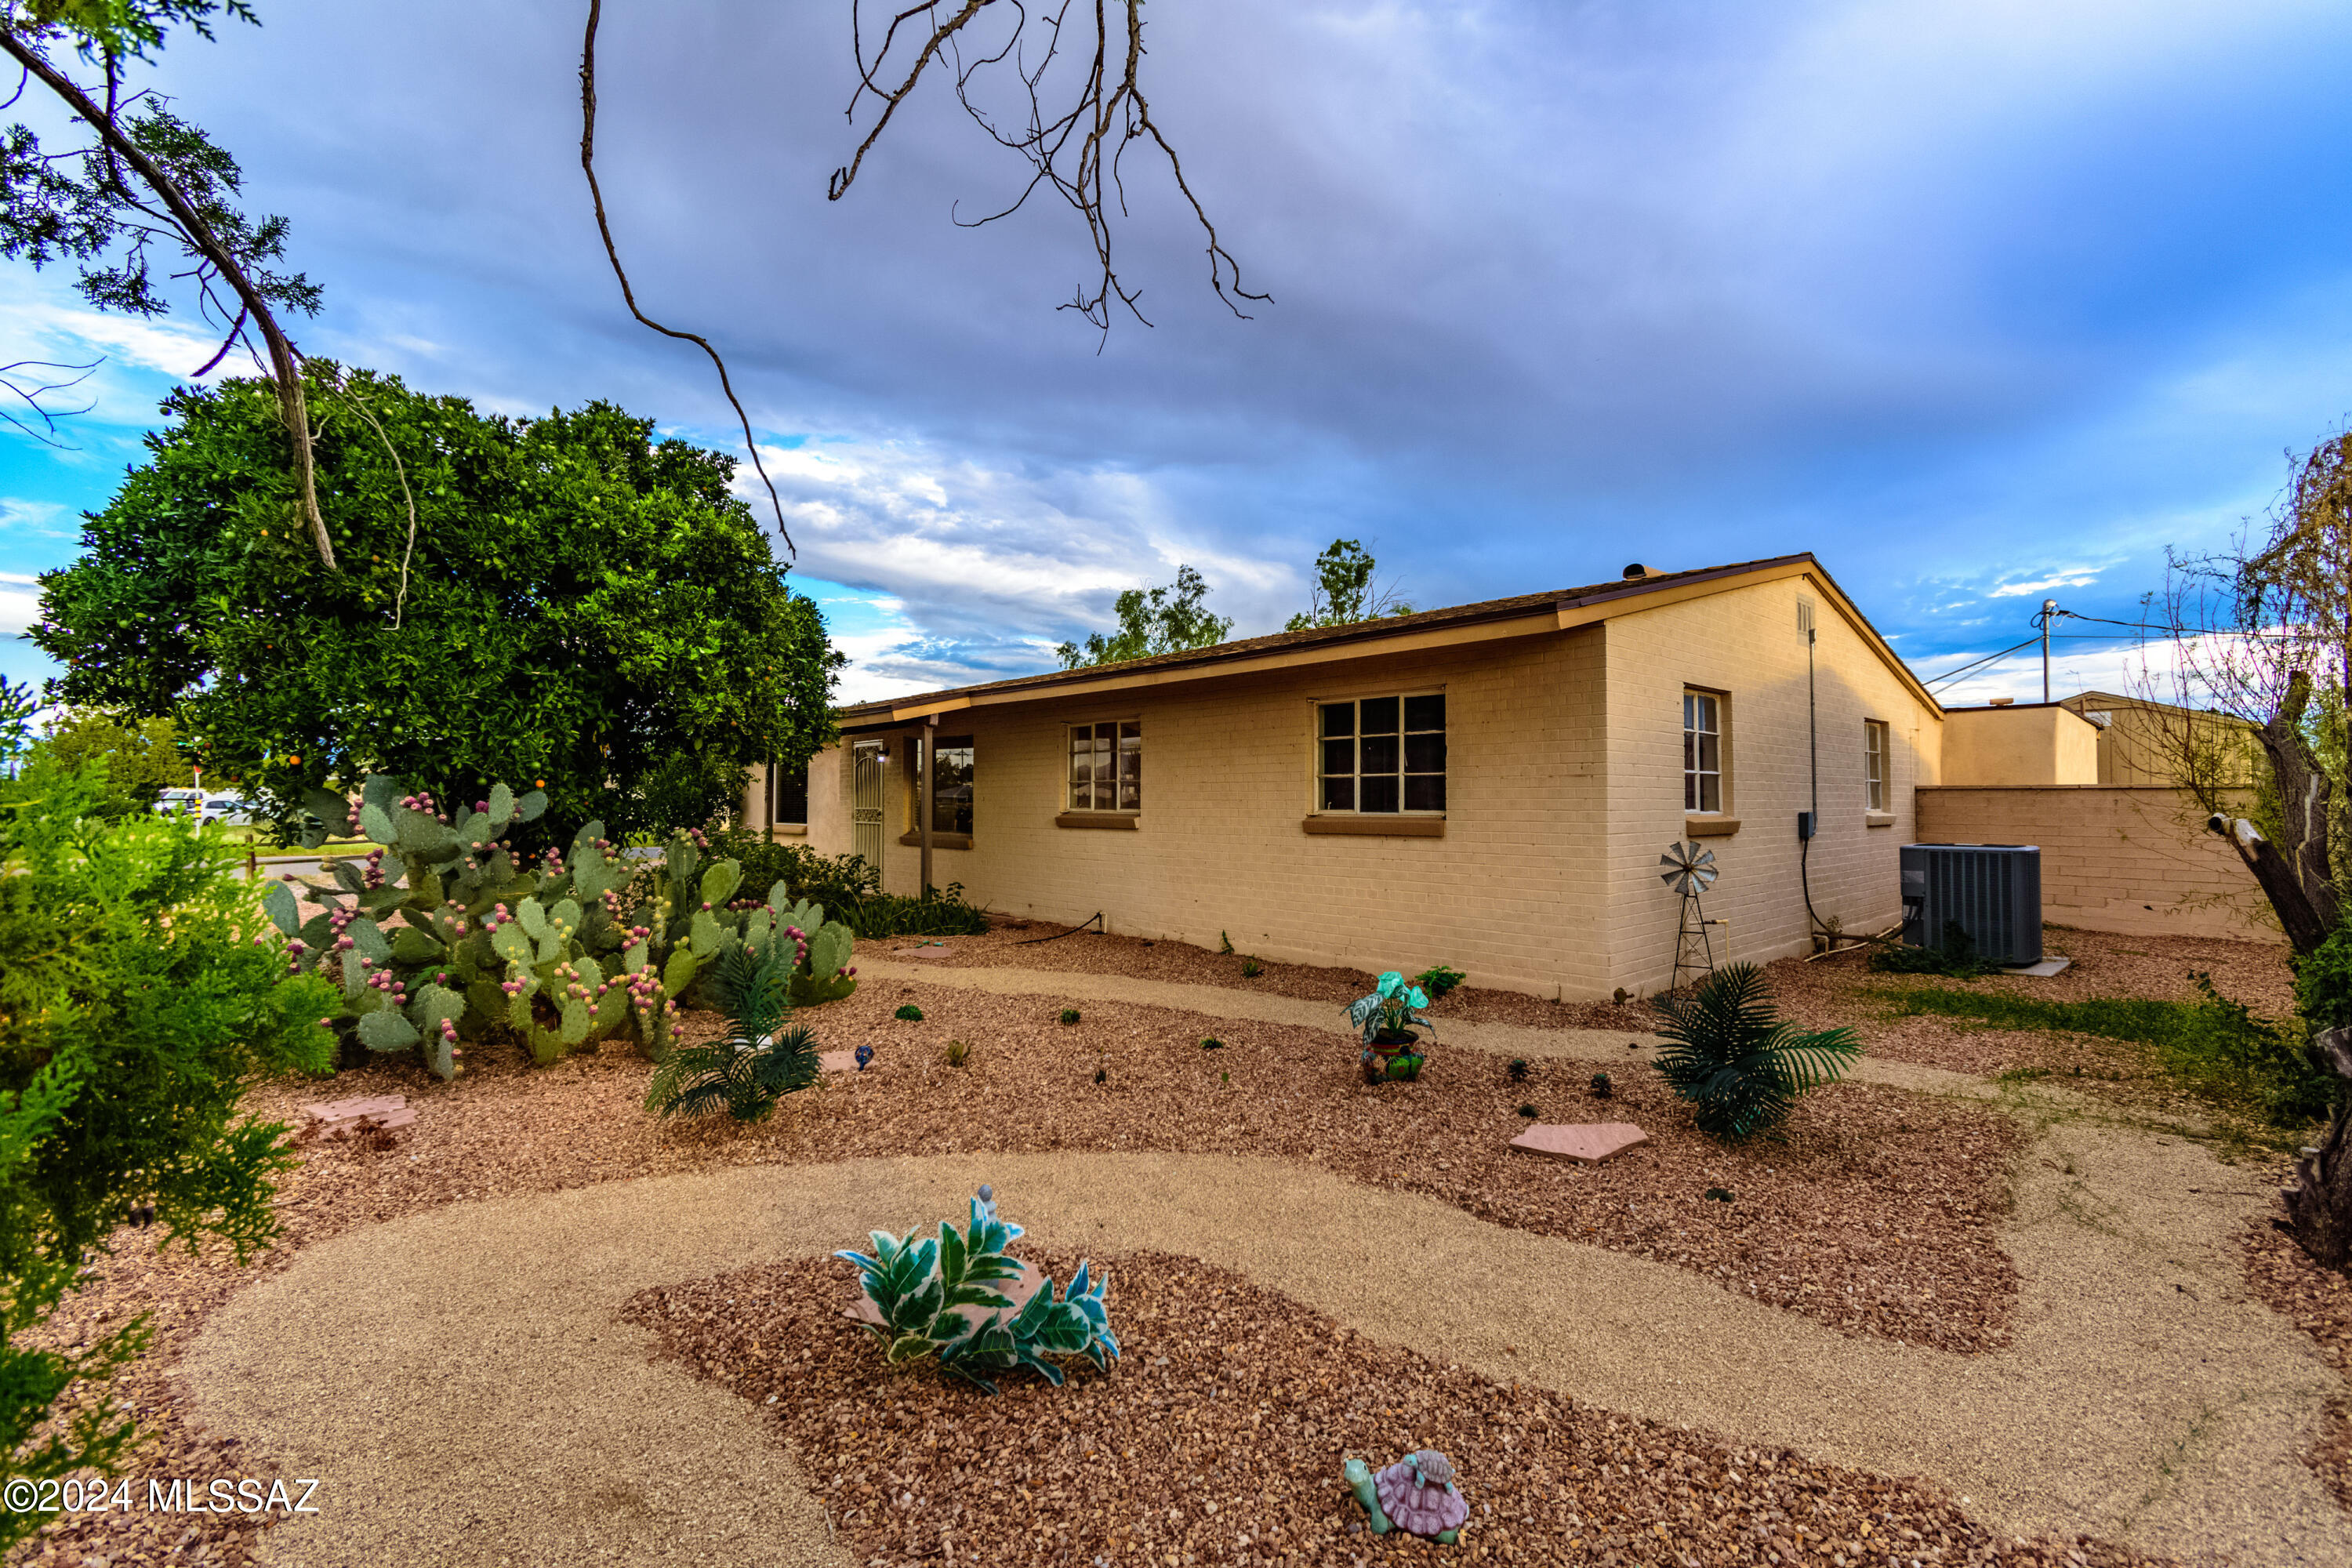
[644,945,817,1122]
[895,1004,924,1022]
[834,1188,1117,1394]
[263,777,857,1076]
[1652,964,1860,1140]
[263,775,673,1073]
[0,681,335,1545]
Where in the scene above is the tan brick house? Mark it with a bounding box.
[761,554,1945,1000]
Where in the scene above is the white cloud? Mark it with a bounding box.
[0,582,40,637]
[1987,570,2103,598]
[0,289,239,383]
[740,433,1305,697]
[0,499,72,542]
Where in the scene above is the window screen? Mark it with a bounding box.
[1318,693,1445,813]
[1068,721,1141,811]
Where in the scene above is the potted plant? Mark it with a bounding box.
[1349,971,1436,1083]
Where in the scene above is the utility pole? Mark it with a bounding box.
[2040,598,2056,704]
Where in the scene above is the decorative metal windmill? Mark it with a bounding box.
[1659,840,1721,994]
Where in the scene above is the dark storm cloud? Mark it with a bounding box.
[13,0,2352,698]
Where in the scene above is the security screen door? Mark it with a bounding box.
[852,742,884,869]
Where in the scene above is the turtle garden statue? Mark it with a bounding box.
[1343,1449,1469,1542]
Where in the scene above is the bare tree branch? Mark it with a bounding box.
[833,0,1268,336]
[577,0,793,557]
[0,27,336,568]
[0,355,97,447]
[325,369,422,629]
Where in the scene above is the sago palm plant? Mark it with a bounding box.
[1653,964,1861,1139]
[644,943,817,1121]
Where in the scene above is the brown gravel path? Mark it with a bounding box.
[185,1133,2343,1566]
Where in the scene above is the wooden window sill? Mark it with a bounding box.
[1054,812,1138,830]
[897,831,974,850]
[1685,815,1740,838]
[763,824,808,838]
[1302,815,1445,838]
[1865,811,1896,829]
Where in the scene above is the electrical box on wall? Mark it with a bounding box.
[1796,811,1816,840]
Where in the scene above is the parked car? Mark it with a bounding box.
[202,796,262,826]
[154,787,205,818]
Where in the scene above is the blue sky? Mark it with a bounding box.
[7,0,2352,705]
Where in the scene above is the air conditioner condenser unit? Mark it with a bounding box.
[1899,844,2042,967]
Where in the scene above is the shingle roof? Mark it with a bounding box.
[838,552,1821,720]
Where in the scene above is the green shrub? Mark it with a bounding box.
[2294,928,2352,1036]
[944,1039,971,1068]
[703,836,989,938]
[1059,1008,1080,1025]
[1517,1102,1539,1118]
[834,1189,1118,1393]
[0,684,336,1547]
[1885,973,2337,1125]
[895,1004,925,1022]
[1411,964,1467,1000]
[644,944,817,1121]
[1240,956,1262,978]
[1653,964,1861,1139]
[850,884,990,939]
[1867,928,2001,979]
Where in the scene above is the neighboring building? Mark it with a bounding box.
[1916,690,2273,944]
[1939,700,2102,786]
[2054,690,2258,789]
[786,554,1944,1000]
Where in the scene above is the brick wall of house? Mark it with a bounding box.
[797,569,1951,998]
[1600,572,1942,995]
[1915,786,2276,942]
[809,628,1613,998]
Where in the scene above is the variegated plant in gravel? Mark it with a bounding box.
[262,775,860,1079]
[835,1187,1117,1394]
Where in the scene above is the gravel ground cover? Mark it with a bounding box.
[249,978,2020,1352]
[11,1240,280,1568]
[2242,1184,2352,1514]
[2,960,2006,1564]
[627,1250,2166,1568]
[1765,927,2295,1094]
[909,923,1652,1031]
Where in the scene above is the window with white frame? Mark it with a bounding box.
[1068,720,1140,811]
[1319,693,1446,813]
[1683,691,1722,813]
[1864,720,1889,813]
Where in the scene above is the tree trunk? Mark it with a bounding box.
[2259,670,2340,948]
[2285,1027,2352,1269]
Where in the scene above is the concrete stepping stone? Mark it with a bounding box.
[302,1094,417,1137]
[1508,1121,1647,1163]
[818,1050,862,1074]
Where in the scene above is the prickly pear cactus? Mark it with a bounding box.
[269,775,679,1077]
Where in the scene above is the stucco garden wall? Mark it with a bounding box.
[1916,786,2275,943]
[1600,572,1941,995]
